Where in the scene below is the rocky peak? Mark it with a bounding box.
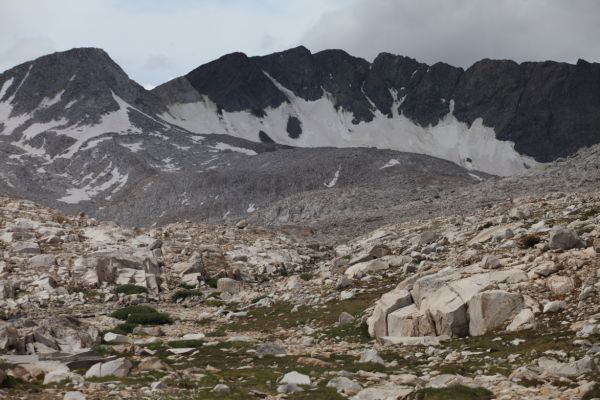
[184,51,288,113]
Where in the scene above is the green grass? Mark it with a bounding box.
[111,305,158,320]
[115,284,147,295]
[408,386,494,400]
[321,321,371,343]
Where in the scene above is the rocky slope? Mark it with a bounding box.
[1,190,599,399]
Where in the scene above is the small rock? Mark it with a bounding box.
[546,276,575,296]
[327,376,362,395]
[150,381,166,391]
[549,227,585,250]
[85,358,132,378]
[103,332,130,344]
[359,349,385,365]
[256,342,286,357]
[212,384,231,394]
[543,300,567,313]
[217,278,242,294]
[280,371,311,386]
[64,392,86,400]
[338,312,355,326]
[481,255,502,269]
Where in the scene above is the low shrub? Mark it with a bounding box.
[112,322,138,335]
[115,284,147,295]
[408,385,493,400]
[299,272,314,281]
[168,339,204,348]
[126,312,173,326]
[111,305,157,320]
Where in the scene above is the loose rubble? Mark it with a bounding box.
[0,193,599,399]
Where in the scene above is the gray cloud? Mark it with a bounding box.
[301,0,600,67]
[0,0,342,85]
[1,0,598,88]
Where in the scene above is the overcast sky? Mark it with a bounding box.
[1,0,599,89]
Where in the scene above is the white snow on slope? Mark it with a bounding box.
[160,74,538,176]
[381,159,401,169]
[0,78,14,99]
[209,142,257,156]
[56,92,145,158]
[121,141,143,153]
[58,164,129,204]
[0,78,31,135]
[39,90,64,108]
[324,167,340,188]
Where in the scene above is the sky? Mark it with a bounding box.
[1,0,599,89]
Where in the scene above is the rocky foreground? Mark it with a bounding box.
[0,193,599,400]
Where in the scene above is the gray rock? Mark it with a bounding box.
[64,392,86,400]
[12,241,41,255]
[256,342,286,357]
[387,304,435,337]
[538,356,597,377]
[103,332,130,344]
[277,383,303,394]
[481,255,502,269]
[359,349,385,365]
[546,275,575,296]
[468,290,524,336]
[212,384,231,394]
[85,357,132,378]
[549,227,585,250]
[506,308,536,332]
[280,371,311,386]
[217,277,242,294]
[327,376,362,395]
[419,231,439,245]
[345,259,389,279]
[367,288,413,338]
[150,381,166,391]
[338,312,355,326]
[543,300,567,313]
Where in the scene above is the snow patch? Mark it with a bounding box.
[0,78,15,100]
[121,141,143,153]
[39,90,64,108]
[160,74,537,176]
[159,157,180,172]
[380,159,401,169]
[171,143,191,151]
[324,167,341,188]
[58,164,129,204]
[468,172,484,182]
[209,142,257,156]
